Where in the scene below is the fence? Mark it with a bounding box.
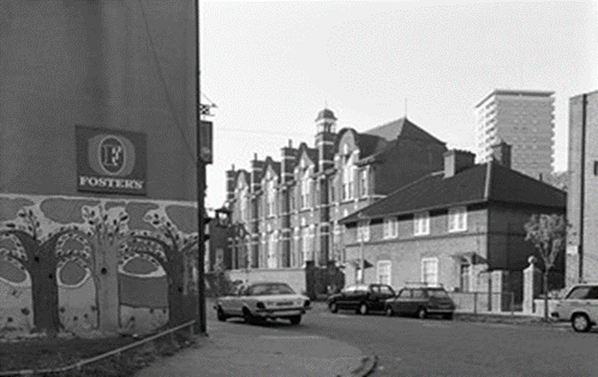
[449,291,519,314]
[0,320,196,377]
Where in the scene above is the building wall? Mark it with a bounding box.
[568,90,598,284]
[486,202,564,273]
[476,90,554,180]
[344,206,489,291]
[0,0,197,201]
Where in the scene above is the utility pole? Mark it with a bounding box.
[195,0,206,336]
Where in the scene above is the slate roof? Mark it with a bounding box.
[355,133,388,160]
[364,117,445,145]
[340,161,566,224]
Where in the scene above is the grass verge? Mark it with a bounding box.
[0,331,197,377]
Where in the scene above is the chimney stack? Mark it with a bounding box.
[444,149,475,178]
[491,141,512,169]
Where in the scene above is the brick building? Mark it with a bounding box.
[567,90,598,284]
[339,144,566,305]
[224,109,447,293]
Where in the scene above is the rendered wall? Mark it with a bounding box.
[0,0,197,200]
[0,194,198,335]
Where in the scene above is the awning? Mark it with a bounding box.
[346,258,374,269]
[450,252,486,265]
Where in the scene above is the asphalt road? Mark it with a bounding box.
[207,301,598,376]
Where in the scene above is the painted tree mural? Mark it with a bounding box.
[0,208,77,335]
[126,211,198,326]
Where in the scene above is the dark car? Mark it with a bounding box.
[384,285,456,319]
[327,284,396,315]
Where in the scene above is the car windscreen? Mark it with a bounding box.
[249,283,295,296]
[427,289,449,298]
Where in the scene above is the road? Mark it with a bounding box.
[207,302,598,376]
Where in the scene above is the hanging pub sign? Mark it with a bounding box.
[76,126,147,196]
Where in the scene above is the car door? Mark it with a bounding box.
[368,285,383,311]
[392,289,412,314]
[410,289,428,314]
[584,286,598,321]
[336,286,353,309]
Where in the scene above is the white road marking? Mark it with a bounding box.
[422,322,450,328]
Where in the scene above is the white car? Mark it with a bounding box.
[215,282,311,325]
[552,284,598,332]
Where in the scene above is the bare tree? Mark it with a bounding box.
[524,214,566,320]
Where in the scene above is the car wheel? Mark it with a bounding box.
[289,315,302,325]
[217,307,228,322]
[572,313,592,332]
[357,303,369,315]
[443,313,453,320]
[417,307,427,319]
[329,302,338,313]
[385,306,394,317]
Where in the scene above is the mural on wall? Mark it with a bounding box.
[0,194,198,337]
[125,210,198,327]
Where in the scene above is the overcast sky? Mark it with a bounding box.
[200,0,598,210]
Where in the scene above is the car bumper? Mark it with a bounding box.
[255,307,308,318]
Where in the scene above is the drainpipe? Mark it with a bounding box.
[579,94,587,283]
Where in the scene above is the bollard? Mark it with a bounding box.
[510,292,514,316]
[473,292,477,314]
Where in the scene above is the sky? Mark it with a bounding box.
[200,0,598,210]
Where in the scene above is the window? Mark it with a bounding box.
[421,258,438,285]
[342,163,353,200]
[267,180,276,217]
[414,211,430,236]
[267,232,277,268]
[377,261,391,285]
[412,289,425,298]
[398,289,410,298]
[357,221,370,242]
[567,287,592,299]
[359,168,368,198]
[301,174,311,209]
[383,217,398,239]
[460,264,470,292]
[448,206,467,232]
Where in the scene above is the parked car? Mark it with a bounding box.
[327,284,396,315]
[384,285,456,319]
[551,284,598,332]
[214,282,311,325]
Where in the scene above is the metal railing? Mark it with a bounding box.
[0,320,196,377]
[448,291,518,315]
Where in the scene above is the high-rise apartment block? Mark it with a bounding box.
[475,89,555,179]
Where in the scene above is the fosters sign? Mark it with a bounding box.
[76,126,147,195]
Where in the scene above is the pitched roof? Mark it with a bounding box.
[364,117,445,145]
[340,161,566,223]
[355,133,387,160]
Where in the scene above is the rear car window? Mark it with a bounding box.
[427,289,449,298]
[567,286,593,299]
[249,283,295,296]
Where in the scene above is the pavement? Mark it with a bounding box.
[135,318,377,377]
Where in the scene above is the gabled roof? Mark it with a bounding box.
[234,169,251,189]
[260,158,281,182]
[340,161,566,224]
[295,142,319,172]
[364,117,445,145]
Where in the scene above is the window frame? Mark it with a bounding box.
[383,217,398,239]
[357,221,370,242]
[448,206,467,232]
[377,260,392,285]
[421,257,439,285]
[414,211,430,236]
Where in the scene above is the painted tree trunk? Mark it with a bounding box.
[167,256,186,326]
[93,242,121,333]
[30,244,60,336]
